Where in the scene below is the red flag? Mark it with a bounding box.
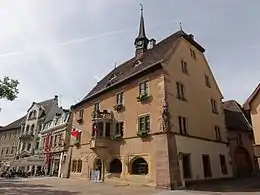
[71,128,79,137]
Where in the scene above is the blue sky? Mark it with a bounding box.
[0,0,259,125]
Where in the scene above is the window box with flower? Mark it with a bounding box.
[111,133,123,140]
[137,130,149,138]
[136,93,150,102]
[113,104,124,111]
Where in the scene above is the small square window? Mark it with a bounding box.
[94,102,100,111]
[190,48,196,60]
[116,92,124,105]
[138,115,150,132]
[215,126,221,141]
[116,122,124,137]
[139,81,149,95]
[178,116,188,135]
[176,82,186,101]
[181,59,188,74]
[205,75,211,88]
[211,99,218,114]
[79,109,84,118]
[219,155,228,175]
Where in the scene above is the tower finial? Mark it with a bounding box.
[179,22,183,31]
[140,3,143,11]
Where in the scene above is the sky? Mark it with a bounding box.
[0,0,259,125]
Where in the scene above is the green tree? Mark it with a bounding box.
[0,77,19,101]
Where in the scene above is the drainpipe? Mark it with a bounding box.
[102,160,105,182]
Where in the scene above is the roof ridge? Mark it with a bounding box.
[233,101,253,130]
[243,82,260,109]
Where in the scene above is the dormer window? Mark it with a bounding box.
[29,110,37,119]
[106,73,117,87]
[134,60,142,67]
[109,74,116,80]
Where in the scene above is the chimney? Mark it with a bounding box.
[148,38,156,49]
[54,95,58,100]
[189,34,194,40]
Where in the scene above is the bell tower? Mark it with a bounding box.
[134,4,149,58]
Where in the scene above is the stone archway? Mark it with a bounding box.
[109,158,122,174]
[93,158,102,181]
[234,147,253,177]
[130,157,148,175]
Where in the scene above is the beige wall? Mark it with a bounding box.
[164,38,227,141]
[70,69,170,186]
[175,135,232,180]
[72,69,165,141]
[69,37,230,187]
[0,128,19,163]
[251,94,260,144]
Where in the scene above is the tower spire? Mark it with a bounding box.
[134,3,149,58]
[137,3,146,39]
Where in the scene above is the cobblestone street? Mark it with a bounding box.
[1,177,260,195]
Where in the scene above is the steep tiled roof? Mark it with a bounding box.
[37,98,60,123]
[0,116,26,131]
[1,97,59,131]
[243,83,260,109]
[73,30,205,108]
[223,100,252,132]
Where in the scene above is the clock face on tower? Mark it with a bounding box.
[137,40,143,46]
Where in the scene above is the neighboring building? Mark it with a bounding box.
[244,83,260,167]
[40,109,71,177]
[10,96,61,174]
[0,117,25,169]
[223,100,256,177]
[68,9,232,189]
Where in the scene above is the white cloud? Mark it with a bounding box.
[0,0,259,126]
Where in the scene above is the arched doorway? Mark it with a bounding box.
[109,158,122,174]
[131,157,148,175]
[234,147,253,177]
[93,158,102,181]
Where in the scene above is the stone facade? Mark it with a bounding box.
[0,126,20,169]
[68,13,233,189]
[40,109,71,177]
[9,96,61,174]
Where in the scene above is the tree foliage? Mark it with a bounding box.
[0,77,19,101]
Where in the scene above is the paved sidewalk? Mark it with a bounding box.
[0,177,260,194]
